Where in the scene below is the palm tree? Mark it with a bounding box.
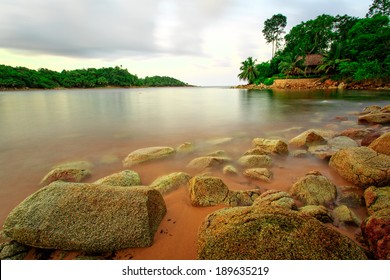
[238,57,259,84]
[278,53,304,77]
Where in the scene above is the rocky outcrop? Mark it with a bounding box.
[186,156,230,171]
[237,155,272,168]
[290,171,337,206]
[252,138,288,155]
[40,160,92,186]
[94,170,141,186]
[149,172,191,194]
[188,176,229,207]
[2,182,167,253]
[197,205,367,259]
[329,147,390,188]
[369,132,390,155]
[123,146,175,167]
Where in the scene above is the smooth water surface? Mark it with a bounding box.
[0,87,389,258]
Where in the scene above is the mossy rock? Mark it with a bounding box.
[150,172,191,194]
[40,161,92,186]
[186,156,230,171]
[188,175,229,207]
[3,182,166,253]
[253,189,296,210]
[94,170,141,187]
[252,138,289,155]
[298,205,333,223]
[123,146,175,167]
[238,155,272,168]
[197,205,367,259]
[364,186,390,215]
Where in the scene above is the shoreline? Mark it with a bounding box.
[0,85,195,92]
[233,78,390,91]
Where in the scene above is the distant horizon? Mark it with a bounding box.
[0,0,373,86]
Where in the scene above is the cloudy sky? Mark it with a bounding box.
[0,0,373,86]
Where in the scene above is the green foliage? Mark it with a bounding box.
[238,57,259,84]
[263,78,274,86]
[262,14,287,57]
[0,65,188,89]
[366,0,390,17]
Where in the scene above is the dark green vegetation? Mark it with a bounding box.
[239,0,390,85]
[0,65,188,90]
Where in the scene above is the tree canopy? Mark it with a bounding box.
[240,0,390,84]
[262,14,287,58]
[0,65,189,90]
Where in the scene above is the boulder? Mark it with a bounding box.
[369,132,390,155]
[253,189,296,209]
[290,171,337,205]
[123,146,175,167]
[288,129,328,148]
[308,136,358,160]
[364,186,390,215]
[188,175,229,207]
[238,155,272,168]
[252,138,289,154]
[176,142,195,154]
[149,172,191,194]
[329,147,390,188]
[243,147,271,156]
[361,208,390,260]
[40,160,93,186]
[94,170,141,187]
[0,241,30,260]
[243,168,272,182]
[358,113,390,124]
[361,132,382,146]
[222,165,238,176]
[361,105,381,114]
[298,205,333,223]
[332,205,361,226]
[339,128,374,140]
[186,156,230,171]
[197,205,367,259]
[2,182,167,252]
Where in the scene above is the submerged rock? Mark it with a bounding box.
[94,170,141,187]
[2,182,167,253]
[332,205,361,226]
[238,155,272,168]
[288,129,328,148]
[40,165,91,187]
[243,168,273,182]
[243,147,271,156]
[123,146,175,167]
[290,171,337,206]
[176,142,195,154]
[252,138,289,155]
[150,172,191,194]
[329,147,390,188]
[197,205,367,259]
[358,113,390,124]
[253,189,296,209]
[308,136,358,160]
[298,205,333,223]
[186,156,230,171]
[188,175,229,207]
[337,186,364,208]
[222,165,238,176]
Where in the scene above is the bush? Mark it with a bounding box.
[263,78,274,86]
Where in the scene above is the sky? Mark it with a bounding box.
[0,0,373,86]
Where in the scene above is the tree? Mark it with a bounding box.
[238,57,259,84]
[366,0,390,17]
[262,14,287,58]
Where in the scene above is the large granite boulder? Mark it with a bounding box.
[252,138,288,155]
[149,172,191,194]
[40,161,93,186]
[94,170,141,186]
[123,146,175,167]
[369,132,390,155]
[329,147,390,188]
[290,171,337,205]
[361,208,390,260]
[364,186,390,216]
[188,175,229,207]
[197,205,367,259]
[2,182,167,253]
